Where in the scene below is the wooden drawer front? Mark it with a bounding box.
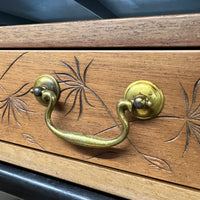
[0,51,199,189]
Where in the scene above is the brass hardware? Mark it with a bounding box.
[124,80,164,119]
[31,74,60,106]
[31,75,164,148]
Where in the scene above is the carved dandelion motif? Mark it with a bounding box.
[166,78,200,156]
[55,56,117,124]
[0,83,34,127]
[55,56,95,120]
[0,52,40,147]
[0,52,34,127]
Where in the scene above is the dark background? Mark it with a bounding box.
[0,0,200,25]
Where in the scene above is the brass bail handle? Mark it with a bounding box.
[31,75,164,148]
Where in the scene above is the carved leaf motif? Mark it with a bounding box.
[55,57,95,120]
[22,133,45,151]
[180,82,189,114]
[22,133,37,144]
[189,78,200,114]
[142,154,172,172]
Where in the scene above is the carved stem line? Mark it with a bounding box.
[84,85,120,129]
[157,116,183,119]
[127,137,172,172]
[0,52,28,80]
[0,84,7,93]
[94,125,118,136]
[165,122,186,143]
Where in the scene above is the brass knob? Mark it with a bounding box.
[124,80,164,119]
[31,75,164,148]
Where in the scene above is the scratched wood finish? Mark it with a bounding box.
[0,51,199,190]
[0,141,200,200]
[0,14,200,48]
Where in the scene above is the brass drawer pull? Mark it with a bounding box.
[31,75,164,148]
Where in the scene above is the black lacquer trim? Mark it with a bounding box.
[0,161,125,200]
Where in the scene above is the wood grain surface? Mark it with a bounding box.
[0,14,200,48]
[0,51,199,190]
[0,141,200,200]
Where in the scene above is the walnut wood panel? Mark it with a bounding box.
[0,14,200,48]
[0,141,200,200]
[0,51,199,190]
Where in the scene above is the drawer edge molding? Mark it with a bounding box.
[0,14,200,48]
